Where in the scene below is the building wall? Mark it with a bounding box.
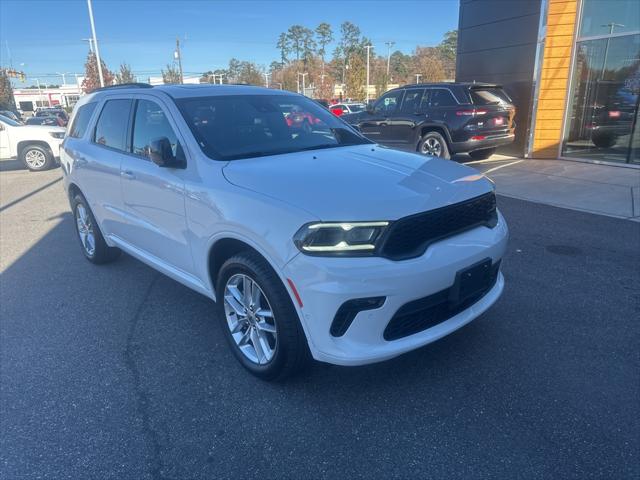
[456,0,544,156]
[531,0,579,158]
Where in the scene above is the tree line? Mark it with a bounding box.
[79,21,458,100]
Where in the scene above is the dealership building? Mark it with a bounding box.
[457,0,639,165]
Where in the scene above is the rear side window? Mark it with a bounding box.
[132,99,180,159]
[469,88,512,105]
[429,89,458,107]
[93,99,132,151]
[400,89,424,113]
[69,103,97,138]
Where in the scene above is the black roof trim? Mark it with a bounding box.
[92,82,153,93]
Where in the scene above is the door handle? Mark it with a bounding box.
[121,170,136,180]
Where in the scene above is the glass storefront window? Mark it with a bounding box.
[562,1,640,164]
[579,0,640,39]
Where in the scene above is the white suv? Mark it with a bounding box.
[0,114,66,171]
[60,85,508,380]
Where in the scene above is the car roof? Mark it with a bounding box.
[400,82,503,89]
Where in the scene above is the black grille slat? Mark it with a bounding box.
[383,261,500,341]
[380,193,497,260]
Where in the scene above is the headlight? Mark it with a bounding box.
[293,221,389,256]
[49,132,65,139]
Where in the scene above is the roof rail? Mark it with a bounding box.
[91,82,153,93]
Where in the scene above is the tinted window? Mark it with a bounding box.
[429,89,457,107]
[469,88,512,105]
[93,100,132,151]
[375,90,404,114]
[132,100,180,159]
[69,102,97,138]
[176,94,370,161]
[348,104,365,112]
[400,89,424,113]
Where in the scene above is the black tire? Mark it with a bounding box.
[71,194,121,264]
[591,131,616,148]
[418,131,450,160]
[469,148,497,160]
[20,144,54,171]
[216,251,309,381]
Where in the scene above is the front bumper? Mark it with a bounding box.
[283,211,509,366]
[451,134,515,154]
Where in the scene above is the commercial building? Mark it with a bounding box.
[13,82,82,112]
[457,0,639,165]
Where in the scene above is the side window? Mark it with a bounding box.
[429,89,458,107]
[132,99,180,159]
[400,89,424,113]
[93,99,132,151]
[69,102,97,138]
[375,90,404,114]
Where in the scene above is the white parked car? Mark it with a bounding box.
[0,114,65,171]
[60,85,508,380]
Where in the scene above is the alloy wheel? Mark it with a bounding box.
[223,273,277,365]
[24,149,46,169]
[75,204,96,257]
[421,137,442,156]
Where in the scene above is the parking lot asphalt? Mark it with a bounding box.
[1,165,639,480]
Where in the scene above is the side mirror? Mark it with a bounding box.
[148,137,185,169]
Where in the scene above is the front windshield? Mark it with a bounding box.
[0,114,22,127]
[176,94,371,160]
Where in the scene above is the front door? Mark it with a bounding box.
[359,89,405,143]
[392,88,426,145]
[0,121,11,159]
[119,97,193,275]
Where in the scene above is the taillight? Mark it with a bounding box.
[470,135,486,141]
[608,110,621,118]
[456,109,488,116]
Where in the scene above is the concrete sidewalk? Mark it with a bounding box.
[469,156,640,221]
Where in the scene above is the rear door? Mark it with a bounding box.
[119,96,193,274]
[424,88,460,130]
[359,89,404,143]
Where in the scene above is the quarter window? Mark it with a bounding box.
[132,100,180,159]
[93,99,132,151]
[69,102,97,138]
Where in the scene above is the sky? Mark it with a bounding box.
[0,0,460,86]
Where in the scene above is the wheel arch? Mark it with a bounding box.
[16,140,52,158]
[416,124,452,150]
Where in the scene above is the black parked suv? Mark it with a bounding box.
[342,82,515,160]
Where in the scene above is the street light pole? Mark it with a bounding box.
[56,72,68,85]
[175,38,184,84]
[365,45,372,103]
[415,73,422,84]
[264,72,270,88]
[385,41,395,78]
[86,0,104,87]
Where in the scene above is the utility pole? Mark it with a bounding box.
[175,38,184,84]
[298,72,308,96]
[56,72,68,85]
[415,73,422,84]
[365,45,372,103]
[86,0,104,87]
[385,41,395,78]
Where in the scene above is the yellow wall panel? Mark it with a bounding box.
[538,89,568,100]
[544,46,573,58]
[547,12,578,26]
[548,1,577,15]
[535,109,565,120]
[545,35,574,48]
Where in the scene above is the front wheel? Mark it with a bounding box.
[20,144,54,171]
[217,251,309,380]
[418,132,450,159]
[469,148,497,160]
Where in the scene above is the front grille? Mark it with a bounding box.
[379,192,497,260]
[383,261,500,341]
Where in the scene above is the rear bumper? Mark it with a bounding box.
[451,134,515,154]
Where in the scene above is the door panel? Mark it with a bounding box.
[0,124,10,159]
[392,89,426,144]
[119,98,192,274]
[361,90,405,143]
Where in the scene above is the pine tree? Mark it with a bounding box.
[81,51,114,93]
[0,69,17,111]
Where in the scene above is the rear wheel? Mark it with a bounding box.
[217,251,309,380]
[20,144,54,171]
[72,194,121,264]
[469,147,497,160]
[418,131,450,159]
[592,131,616,148]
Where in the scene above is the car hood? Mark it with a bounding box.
[222,144,494,221]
